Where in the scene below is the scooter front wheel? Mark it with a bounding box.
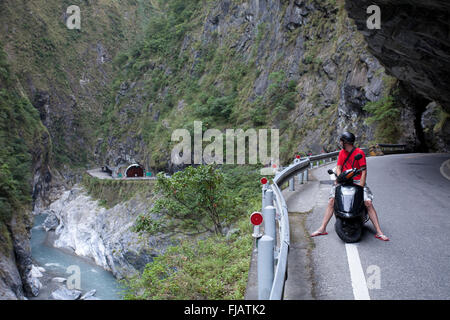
[335,217,362,243]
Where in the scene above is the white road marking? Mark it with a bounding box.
[440,159,450,181]
[345,243,371,300]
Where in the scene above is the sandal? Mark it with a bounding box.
[311,230,328,237]
[375,234,389,241]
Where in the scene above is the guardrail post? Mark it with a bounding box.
[257,235,274,300]
[262,183,268,208]
[298,171,304,184]
[304,169,308,182]
[263,205,276,242]
[289,177,295,191]
[263,189,274,208]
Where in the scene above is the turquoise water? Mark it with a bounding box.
[31,214,123,300]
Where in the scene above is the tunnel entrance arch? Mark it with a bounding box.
[125,164,144,177]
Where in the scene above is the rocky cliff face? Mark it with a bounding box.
[99,0,429,173]
[345,0,450,151]
[0,0,150,299]
[42,187,169,279]
[0,213,34,300]
[0,41,51,299]
[2,0,448,299]
[0,0,152,183]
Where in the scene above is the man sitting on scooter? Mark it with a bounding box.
[310,131,389,241]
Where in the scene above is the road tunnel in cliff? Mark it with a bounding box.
[125,164,144,178]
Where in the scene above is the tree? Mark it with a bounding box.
[134,165,240,236]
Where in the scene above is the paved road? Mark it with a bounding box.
[86,168,114,179]
[304,153,450,300]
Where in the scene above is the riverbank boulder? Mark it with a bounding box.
[48,186,167,279]
[50,287,82,300]
[80,289,97,300]
[51,277,66,284]
[42,212,59,232]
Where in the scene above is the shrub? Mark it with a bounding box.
[363,94,401,143]
[125,164,260,299]
[122,221,252,300]
[195,95,235,120]
[81,174,154,208]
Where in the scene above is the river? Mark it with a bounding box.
[30,214,123,300]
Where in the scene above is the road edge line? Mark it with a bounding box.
[440,159,450,181]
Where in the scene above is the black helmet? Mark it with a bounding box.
[340,131,355,144]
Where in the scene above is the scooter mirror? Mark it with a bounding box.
[354,154,362,160]
[327,169,334,175]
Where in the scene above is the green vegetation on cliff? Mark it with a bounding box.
[134,164,260,236]
[363,94,401,143]
[363,76,403,144]
[99,0,405,171]
[125,164,260,299]
[0,43,48,251]
[123,220,253,299]
[81,174,155,208]
[0,0,152,168]
[100,0,308,169]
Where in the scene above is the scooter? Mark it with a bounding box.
[327,154,369,243]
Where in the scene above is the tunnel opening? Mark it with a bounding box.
[125,164,144,177]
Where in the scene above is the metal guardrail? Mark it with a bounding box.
[377,144,407,148]
[269,159,309,299]
[308,150,340,162]
[273,159,311,187]
[254,145,390,300]
[256,151,339,300]
[270,151,340,299]
[376,144,408,155]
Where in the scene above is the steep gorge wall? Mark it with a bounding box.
[345,0,450,151]
[0,0,151,299]
[43,186,168,279]
[0,43,50,299]
[2,0,446,299]
[99,0,425,174]
[0,0,152,192]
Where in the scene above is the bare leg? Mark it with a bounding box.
[365,200,388,240]
[311,198,334,236]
